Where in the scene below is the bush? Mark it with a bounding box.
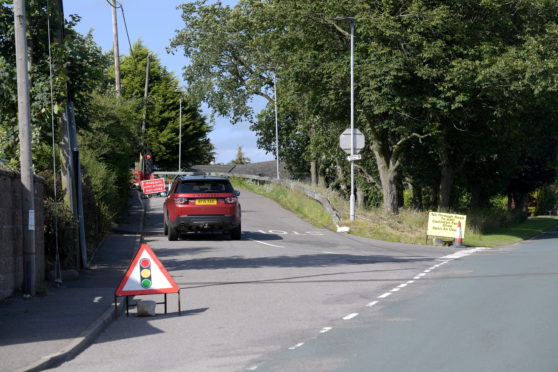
[44,199,79,270]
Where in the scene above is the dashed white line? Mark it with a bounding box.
[378,292,392,299]
[247,238,284,248]
[398,283,408,288]
[406,280,415,285]
[366,300,379,307]
[246,366,258,371]
[320,327,333,333]
[289,342,305,350]
[391,287,400,292]
[343,313,359,320]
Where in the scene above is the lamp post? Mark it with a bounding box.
[274,72,280,180]
[178,91,182,173]
[335,16,356,220]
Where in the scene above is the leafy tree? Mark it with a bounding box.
[170,0,558,215]
[119,42,214,169]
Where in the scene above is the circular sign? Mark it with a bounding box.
[339,128,365,155]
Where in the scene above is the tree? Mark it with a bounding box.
[229,146,250,165]
[172,0,558,215]
[119,42,214,169]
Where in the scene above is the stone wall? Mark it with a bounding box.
[0,168,44,300]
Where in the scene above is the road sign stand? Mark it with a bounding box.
[115,290,182,318]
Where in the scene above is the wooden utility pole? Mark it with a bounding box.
[14,0,36,296]
[112,0,121,96]
[142,53,150,139]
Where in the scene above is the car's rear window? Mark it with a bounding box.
[175,180,234,194]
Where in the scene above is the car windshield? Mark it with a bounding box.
[175,180,234,194]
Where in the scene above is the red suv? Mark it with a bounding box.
[163,176,241,240]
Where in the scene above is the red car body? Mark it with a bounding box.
[163,176,241,240]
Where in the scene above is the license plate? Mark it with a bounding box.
[195,199,217,205]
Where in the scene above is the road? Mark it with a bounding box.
[258,227,558,372]
[52,188,481,371]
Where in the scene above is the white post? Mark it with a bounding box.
[349,19,355,221]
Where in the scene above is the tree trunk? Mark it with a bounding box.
[335,160,347,192]
[356,188,365,209]
[373,147,399,214]
[438,164,455,211]
[310,159,317,187]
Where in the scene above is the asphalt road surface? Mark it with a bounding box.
[258,226,558,372]
[52,188,483,371]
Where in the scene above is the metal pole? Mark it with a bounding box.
[274,73,280,180]
[14,0,36,296]
[112,0,121,97]
[349,19,355,221]
[178,92,182,172]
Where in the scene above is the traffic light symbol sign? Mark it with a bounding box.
[140,258,152,288]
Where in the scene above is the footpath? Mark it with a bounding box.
[0,191,145,372]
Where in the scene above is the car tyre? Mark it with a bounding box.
[164,219,168,235]
[168,226,178,241]
[230,224,241,240]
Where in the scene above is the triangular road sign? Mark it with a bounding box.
[116,243,179,296]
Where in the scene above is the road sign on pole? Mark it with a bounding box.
[339,128,365,155]
[347,154,362,162]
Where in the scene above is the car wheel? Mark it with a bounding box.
[164,219,168,235]
[168,227,178,241]
[230,224,241,240]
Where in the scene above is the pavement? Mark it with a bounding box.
[0,191,146,372]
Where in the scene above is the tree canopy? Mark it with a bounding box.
[172,0,558,214]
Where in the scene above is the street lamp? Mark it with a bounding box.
[274,72,280,180]
[335,16,356,220]
[178,90,182,173]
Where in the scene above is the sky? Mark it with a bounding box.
[64,0,273,165]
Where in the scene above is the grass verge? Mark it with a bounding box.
[231,177,558,247]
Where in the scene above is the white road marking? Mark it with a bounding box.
[343,313,359,320]
[247,238,284,248]
[413,275,421,280]
[378,292,392,299]
[391,287,400,292]
[289,342,305,350]
[366,300,379,307]
[418,273,426,277]
[320,327,333,333]
[246,366,258,371]
[397,283,408,288]
[406,280,415,284]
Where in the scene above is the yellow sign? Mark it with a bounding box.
[427,212,467,238]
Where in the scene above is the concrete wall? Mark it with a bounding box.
[0,168,44,300]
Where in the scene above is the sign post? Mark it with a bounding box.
[339,128,365,221]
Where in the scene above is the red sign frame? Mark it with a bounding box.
[141,178,166,194]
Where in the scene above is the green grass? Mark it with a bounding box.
[231,177,333,229]
[464,217,558,247]
[232,177,558,248]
